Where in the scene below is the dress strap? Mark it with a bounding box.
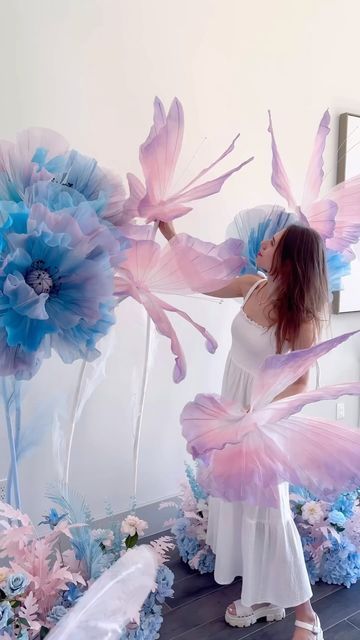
[242,278,266,305]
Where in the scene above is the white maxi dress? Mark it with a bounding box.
[206,279,313,608]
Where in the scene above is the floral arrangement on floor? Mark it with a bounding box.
[161,465,215,575]
[166,465,360,588]
[0,490,174,639]
[289,486,360,588]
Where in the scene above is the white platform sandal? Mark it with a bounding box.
[294,614,323,639]
[225,600,285,628]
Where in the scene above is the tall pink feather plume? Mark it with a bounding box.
[114,234,244,381]
[123,97,253,223]
[181,330,360,506]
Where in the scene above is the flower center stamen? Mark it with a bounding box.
[25,260,53,295]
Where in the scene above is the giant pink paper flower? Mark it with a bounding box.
[182,331,360,506]
[115,234,246,382]
[268,110,360,257]
[123,97,254,223]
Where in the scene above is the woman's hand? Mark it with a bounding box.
[158,220,176,241]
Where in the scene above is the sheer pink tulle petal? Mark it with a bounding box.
[175,134,241,193]
[196,432,297,508]
[122,173,147,221]
[140,97,184,203]
[157,296,218,355]
[99,167,127,226]
[115,235,244,380]
[137,291,187,383]
[117,236,245,296]
[170,157,254,206]
[267,109,360,257]
[302,110,330,211]
[168,234,246,293]
[250,331,358,410]
[266,415,360,500]
[260,382,360,424]
[303,198,337,240]
[267,111,297,211]
[325,174,360,252]
[195,413,360,507]
[181,331,360,506]
[124,97,253,223]
[181,393,246,458]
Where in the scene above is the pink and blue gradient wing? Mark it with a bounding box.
[250,331,359,410]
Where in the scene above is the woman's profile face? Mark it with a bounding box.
[256,230,285,273]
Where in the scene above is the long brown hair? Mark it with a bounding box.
[268,224,329,352]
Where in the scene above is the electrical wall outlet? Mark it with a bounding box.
[0,479,6,503]
[336,402,345,420]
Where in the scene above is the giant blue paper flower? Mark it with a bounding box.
[0,127,69,202]
[51,149,128,230]
[0,127,137,240]
[0,201,120,378]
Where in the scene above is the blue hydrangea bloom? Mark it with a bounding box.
[155,565,174,603]
[61,582,84,607]
[120,565,174,640]
[0,601,12,630]
[328,510,347,528]
[47,604,68,623]
[198,548,216,574]
[333,493,356,519]
[321,538,360,587]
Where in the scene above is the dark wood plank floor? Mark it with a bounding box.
[156,540,360,639]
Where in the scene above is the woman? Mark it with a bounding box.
[160,220,329,640]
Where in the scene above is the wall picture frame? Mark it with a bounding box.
[332,113,360,313]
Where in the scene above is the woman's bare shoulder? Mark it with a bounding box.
[240,274,265,297]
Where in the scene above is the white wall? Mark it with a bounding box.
[0,0,359,522]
